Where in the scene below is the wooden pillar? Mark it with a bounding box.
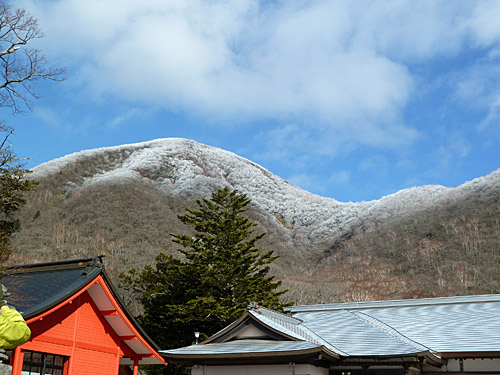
[11,346,24,375]
[133,358,139,375]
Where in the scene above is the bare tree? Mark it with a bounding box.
[0,1,65,263]
[0,1,65,112]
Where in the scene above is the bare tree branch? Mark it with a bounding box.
[0,2,65,113]
[0,1,63,262]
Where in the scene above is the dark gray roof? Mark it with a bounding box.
[3,256,105,319]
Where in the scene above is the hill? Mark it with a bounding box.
[9,138,500,304]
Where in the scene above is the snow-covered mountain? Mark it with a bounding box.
[30,138,498,247]
[14,138,500,303]
[31,138,367,248]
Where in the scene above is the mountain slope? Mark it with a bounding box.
[10,138,500,303]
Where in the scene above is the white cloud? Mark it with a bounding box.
[468,0,500,47]
[254,120,418,176]
[33,107,62,129]
[329,170,350,185]
[359,155,390,173]
[432,131,471,174]
[17,0,500,150]
[449,61,500,139]
[104,108,143,130]
[478,96,500,142]
[453,64,500,105]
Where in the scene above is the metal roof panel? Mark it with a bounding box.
[161,339,321,356]
[358,301,500,352]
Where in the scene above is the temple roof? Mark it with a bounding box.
[289,294,500,355]
[3,256,105,318]
[162,294,500,366]
[2,256,166,366]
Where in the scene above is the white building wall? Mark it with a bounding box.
[235,325,266,339]
[191,364,328,375]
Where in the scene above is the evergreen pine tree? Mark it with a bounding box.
[0,127,37,262]
[121,187,287,374]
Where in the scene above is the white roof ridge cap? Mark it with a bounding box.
[351,311,432,353]
[285,294,500,313]
[255,306,303,323]
[248,310,306,341]
[249,310,347,356]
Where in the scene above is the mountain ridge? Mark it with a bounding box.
[11,138,500,304]
[30,138,499,246]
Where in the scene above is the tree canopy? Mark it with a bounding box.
[121,187,287,374]
[0,127,37,262]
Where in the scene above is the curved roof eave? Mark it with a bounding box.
[84,274,167,366]
[161,341,339,366]
[9,259,166,367]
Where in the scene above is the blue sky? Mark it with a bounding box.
[5,0,500,202]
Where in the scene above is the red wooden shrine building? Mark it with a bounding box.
[2,255,167,374]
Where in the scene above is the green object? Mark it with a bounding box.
[0,306,31,349]
[121,187,288,375]
[0,128,39,264]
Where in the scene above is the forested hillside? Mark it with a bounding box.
[9,139,500,304]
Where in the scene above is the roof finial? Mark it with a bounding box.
[82,256,104,275]
[247,302,261,314]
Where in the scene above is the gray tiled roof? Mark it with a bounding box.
[356,301,500,353]
[290,294,500,354]
[299,309,427,356]
[163,339,321,356]
[164,294,500,360]
[285,294,500,313]
[3,258,103,318]
[248,309,348,355]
